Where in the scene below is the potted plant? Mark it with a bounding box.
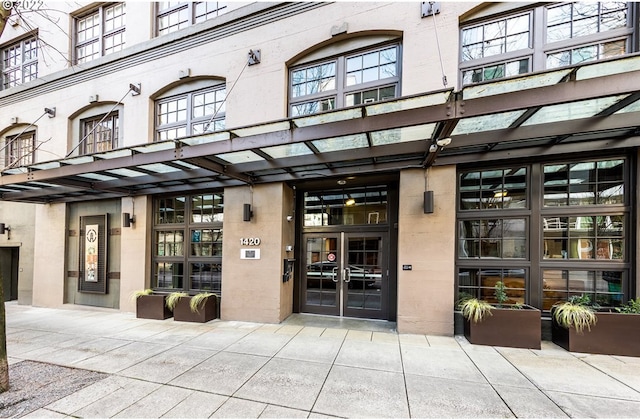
[552,295,640,357]
[133,289,172,320]
[460,281,541,349]
[166,291,218,323]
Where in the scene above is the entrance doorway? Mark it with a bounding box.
[302,232,388,319]
[0,247,19,301]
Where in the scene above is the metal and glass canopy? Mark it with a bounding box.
[2,55,640,204]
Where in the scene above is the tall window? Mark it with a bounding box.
[157,2,228,35]
[457,157,629,310]
[289,43,400,117]
[156,85,226,141]
[460,2,631,85]
[81,112,119,154]
[75,3,126,64]
[2,36,38,90]
[153,193,224,295]
[4,131,35,168]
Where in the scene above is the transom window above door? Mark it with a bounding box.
[289,43,400,117]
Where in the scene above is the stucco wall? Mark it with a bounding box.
[32,203,66,307]
[397,167,456,335]
[120,195,151,313]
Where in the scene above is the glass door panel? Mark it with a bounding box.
[303,236,340,314]
[344,233,386,318]
[302,232,387,319]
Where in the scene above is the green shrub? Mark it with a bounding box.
[615,298,640,314]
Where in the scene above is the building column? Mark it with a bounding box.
[32,203,67,307]
[397,166,456,335]
[120,196,152,313]
[221,183,295,323]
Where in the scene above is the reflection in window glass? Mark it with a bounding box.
[542,270,623,310]
[153,193,223,293]
[191,194,224,223]
[155,262,183,288]
[156,86,226,141]
[459,219,526,259]
[304,186,388,227]
[547,40,627,68]
[461,13,530,62]
[458,268,526,304]
[543,215,624,260]
[459,167,527,210]
[546,2,627,43]
[190,263,221,294]
[290,44,400,116]
[543,159,624,206]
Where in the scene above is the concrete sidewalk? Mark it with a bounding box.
[4,303,640,418]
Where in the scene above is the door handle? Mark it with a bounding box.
[332,266,339,282]
[343,267,351,283]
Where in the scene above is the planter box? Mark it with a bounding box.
[552,310,640,357]
[173,295,218,323]
[136,294,172,320]
[464,305,541,349]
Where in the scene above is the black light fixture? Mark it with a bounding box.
[122,213,135,228]
[0,223,11,239]
[424,191,434,214]
[243,204,253,222]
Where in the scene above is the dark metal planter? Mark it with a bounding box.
[551,310,640,357]
[136,294,172,320]
[173,295,218,323]
[464,305,541,349]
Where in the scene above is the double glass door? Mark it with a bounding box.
[302,232,388,319]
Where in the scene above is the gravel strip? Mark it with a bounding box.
[0,360,107,418]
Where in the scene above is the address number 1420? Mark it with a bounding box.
[240,237,261,246]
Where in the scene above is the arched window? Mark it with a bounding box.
[154,80,226,141]
[288,35,402,117]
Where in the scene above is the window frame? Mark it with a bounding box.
[459,2,633,86]
[152,192,224,295]
[155,84,226,141]
[80,111,119,155]
[456,155,632,311]
[74,2,126,64]
[1,34,38,90]
[4,131,35,168]
[156,1,228,36]
[288,42,402,117]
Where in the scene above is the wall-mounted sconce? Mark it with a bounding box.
[243,204,253,222]
[424,191,434,214]
[0,223,11,239]
[286,215,293,222]
[89,95,99,103]
[122,212,135,228]
[44,107,56,118]
[10,117,18,125]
